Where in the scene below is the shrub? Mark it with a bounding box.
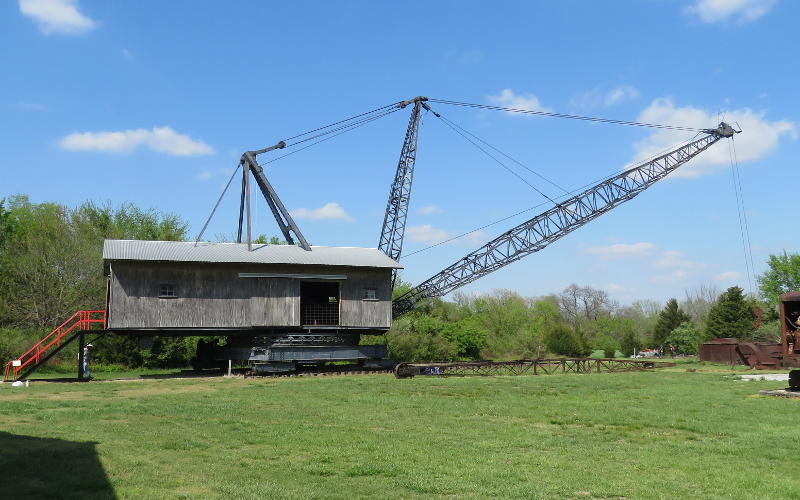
[544,323,589,357]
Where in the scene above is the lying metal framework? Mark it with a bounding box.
[393,358,674,378]
[393,123,736,317]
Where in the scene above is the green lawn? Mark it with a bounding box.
[1,362,799,499]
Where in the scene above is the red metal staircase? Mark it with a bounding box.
[3,310,106,382]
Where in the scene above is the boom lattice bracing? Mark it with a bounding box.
[392,123,737,318]
[378,96,436,287]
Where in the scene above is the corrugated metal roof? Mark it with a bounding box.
[103,240,403,269]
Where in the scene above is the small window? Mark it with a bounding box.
[363,288,377,301]
[159,283,176,298]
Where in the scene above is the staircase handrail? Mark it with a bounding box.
[3,310,106,381]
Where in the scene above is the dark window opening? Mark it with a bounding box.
[363,288,377,300]
[301,282,339,326]
[159,283,176,298]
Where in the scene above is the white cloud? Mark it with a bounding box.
[416,204,443,215]
[654,250,705,270]
[488,89,552,114]
[571,85,639,109]
[407,224,452,244]
[685,0,777,24]
[632,98,796,178]
[585,242,656,259]
[466,230,489,245]
[195,170,212,181]
[406,225,488,246]
[19,0,96,35]
[715,270,742,281]
[651,269,691,284]
[290,202,353,221]
[60,127,215,156]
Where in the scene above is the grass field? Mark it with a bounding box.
[1,361,799,499]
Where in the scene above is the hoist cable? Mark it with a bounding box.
[732,137,757,285]
[437,115,571,195]
[429,98,705,132]
[728,139,754,294]
[729,137,756,293]
[432,112,562,206]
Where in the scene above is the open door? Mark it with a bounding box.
[300,282,340,326]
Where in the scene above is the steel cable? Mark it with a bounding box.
[429,98,706,132]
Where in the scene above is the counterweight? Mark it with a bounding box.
[392,122,737,318]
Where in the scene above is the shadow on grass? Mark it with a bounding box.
[0,431,115,499]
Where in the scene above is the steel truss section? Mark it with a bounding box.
[378,97,434,286]
[393,358,674,378]
[393,125,735,317]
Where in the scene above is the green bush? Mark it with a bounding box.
[665,322,702,355]
[544,323,589,357]
[620,330,643,357]
[594,334,620,358]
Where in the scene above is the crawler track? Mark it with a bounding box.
[245,365,393,378]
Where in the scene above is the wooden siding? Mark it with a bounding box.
[108,261,391,329]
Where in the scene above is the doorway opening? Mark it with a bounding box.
[300,282,340,326]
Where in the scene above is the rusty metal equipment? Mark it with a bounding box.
[701,292,800,371]
[393,358,673,378]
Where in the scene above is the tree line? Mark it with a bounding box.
[1,195,799,368]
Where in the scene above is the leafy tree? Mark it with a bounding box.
[757,252,800,305]
[653,299,691,345]
[0,195,190,367]
[704,286,756,341]
[665,322,701,354]
[619,330,643,357]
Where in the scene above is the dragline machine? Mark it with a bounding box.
[1,95,740,381]
[94,94,741,378]
[193,95,736,371]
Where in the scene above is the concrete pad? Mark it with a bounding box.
[739,373,789,381]
[759,389,800,398]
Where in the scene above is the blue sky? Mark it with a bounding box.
[2,0,797,305]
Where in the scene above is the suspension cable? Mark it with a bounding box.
[194,163,242,244]
[283,107,402,148]
[282,101,403,142]
[263,108,402,164]
[404,133,709,257]
[429,98,706,132]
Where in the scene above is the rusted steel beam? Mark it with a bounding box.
[394,358,674,378]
